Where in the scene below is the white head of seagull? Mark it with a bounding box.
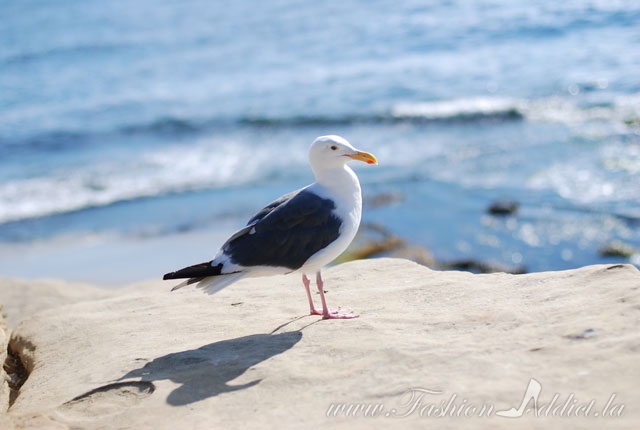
[163,135,377,320]
[308,135,377,189]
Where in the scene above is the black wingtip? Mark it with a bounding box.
[162,261,223,281]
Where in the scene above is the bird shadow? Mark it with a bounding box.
[270,315,321,334]
[118,331,302,406]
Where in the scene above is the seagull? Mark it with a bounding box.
[163,135,377,319]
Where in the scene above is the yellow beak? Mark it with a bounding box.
[347,150,378,165]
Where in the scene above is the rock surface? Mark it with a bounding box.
[0,278,111,328]
[1,259,639,429]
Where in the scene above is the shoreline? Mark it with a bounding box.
[0,227,235,288]
[1,217,638,288]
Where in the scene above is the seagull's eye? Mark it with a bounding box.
[330,145,338,151]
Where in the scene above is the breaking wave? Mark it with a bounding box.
[1,94,638,224]
[4,94,638,150]
[0,139,306,224]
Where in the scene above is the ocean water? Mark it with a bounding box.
[1,0,639,283]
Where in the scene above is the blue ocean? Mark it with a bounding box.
[1,0,639,285]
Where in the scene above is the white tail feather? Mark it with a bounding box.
[195,273,247,295]
[170,279,191,291]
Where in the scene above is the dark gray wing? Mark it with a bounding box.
[222,189,342,270]
[163,192,301,281]
[246,190,300,225]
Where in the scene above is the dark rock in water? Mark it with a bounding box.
[488,200,519,216]
[387,245,435,268]
[599,241,638,258]
[338,222,405,263]
[341,237,406,261]
[338,222,435,267]
[340,222,524,272]
[440,259,527,274]
[364,192,405,209]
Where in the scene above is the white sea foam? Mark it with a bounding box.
[391,97,522,121]
[0,138,306,224]
[391,94,640,131]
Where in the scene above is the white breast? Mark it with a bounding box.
[299,165,362,273]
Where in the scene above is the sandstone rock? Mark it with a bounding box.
[0,302,9,414]
[1,259,639,429]
[0,278,111,329]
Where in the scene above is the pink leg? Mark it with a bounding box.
[302,274,323,315]
[315,271,358,320]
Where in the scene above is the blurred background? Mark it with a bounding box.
[1,0,639,286]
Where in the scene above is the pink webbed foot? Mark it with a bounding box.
[308,307,358,319]
[302,272,359,320]
[321,309,359,320]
